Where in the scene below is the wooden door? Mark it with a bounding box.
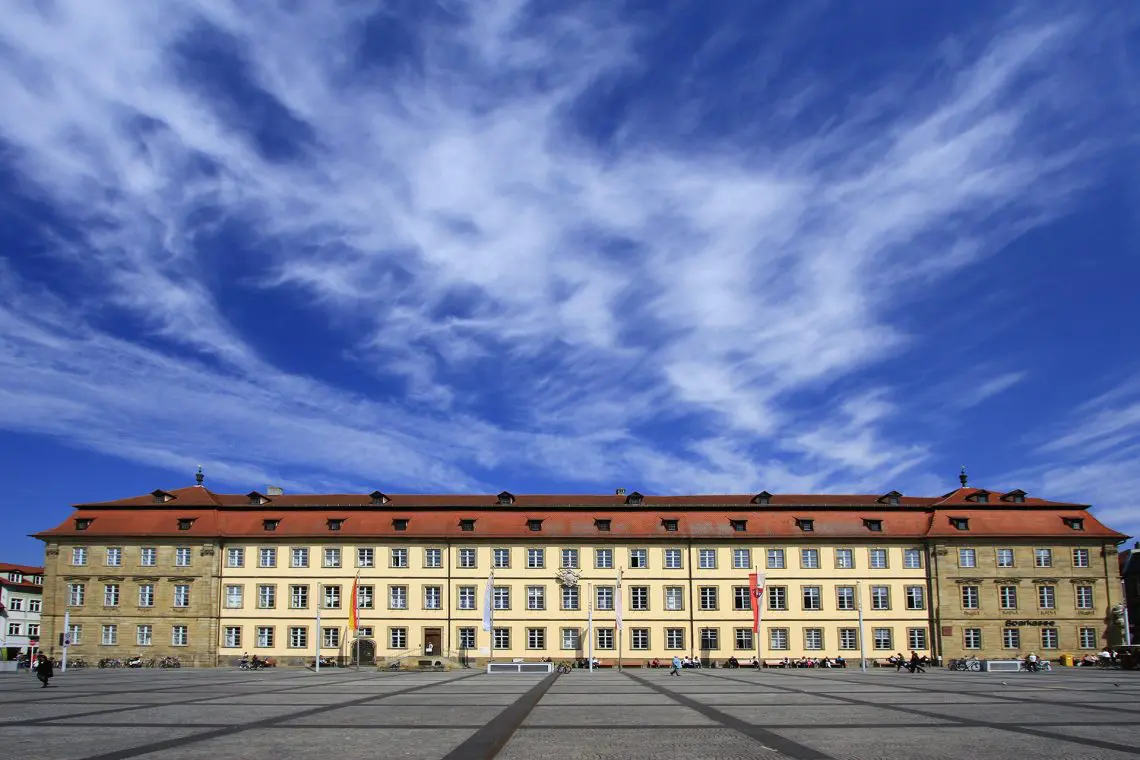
[424,628,442,656]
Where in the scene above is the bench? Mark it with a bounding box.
[985,659,1022,672]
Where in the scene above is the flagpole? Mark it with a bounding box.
[754,566,762,669]
[616,567,623,672]
[315,601,322,673]
[587,582,594,673]
[482,571,495,665]
[353,573,360,671]
[857,581,867,673]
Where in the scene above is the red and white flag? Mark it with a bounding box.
[748,572,766,633]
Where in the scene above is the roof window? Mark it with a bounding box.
[625,491,644,505]
[1063,517,1085,531]
[74,518,93,531]
[752,491,772,505]
[177,518,195,531]
[152,489,174,504]
[460,519,476,531]
[661,518,679,532]
[327,519,344,531]
[263,519,280,531]
[863,519,883,532]
[796,518,814,532]
[392,519,408,531]
[595,519,611,532]
[527,519,543,532]
[967,490,990,504]
[248,491,269,506]
[370,490,389,506]
[950,517,969,531]
[1001,489,1027,503]
[497,491,515,506]
[730,519,747,532]
[878,491,902,505]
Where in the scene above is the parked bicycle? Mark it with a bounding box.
[158,656,181,668]
[952,657,982,671]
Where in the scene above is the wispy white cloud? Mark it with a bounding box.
[0,1,1130,497]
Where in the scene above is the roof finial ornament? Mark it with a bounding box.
[195,465,204,487]
[959,465,968,488]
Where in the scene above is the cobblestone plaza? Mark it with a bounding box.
[2,666,1137,760]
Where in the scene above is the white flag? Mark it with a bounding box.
[615,568,623,632]
[481,572,494,632]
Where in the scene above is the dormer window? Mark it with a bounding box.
[152,489,174,504]
[625,491,644,505]
[327,519,344,531]
[1063,517,1085,531]
[966,490,990,504]
[370,490,389,506]
[263,519,280,531]
[796,518,814,532]
[527,519,543,532]
[460,519,476,531]
[878,491,902,506]
[497,491,515,506]
[950,517,969,531]
[863,519,883,532]
[730,519,747,532]
[752,491,772,505]
[392,519,408,531]
[74,518,93,531]
[595,519,611,532]
[1001,489,1027,504]
[177,518,195,531]
[248,491,269,506]
[661,519,679,532]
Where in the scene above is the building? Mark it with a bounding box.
[0,563,45,661]
[33,473,1128,666]
[1121,541,1140,646]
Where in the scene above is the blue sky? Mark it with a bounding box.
[1,1,1138,566]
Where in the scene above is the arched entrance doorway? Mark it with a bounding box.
[351,638,376,666]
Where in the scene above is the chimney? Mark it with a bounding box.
[615,488,626,496]
[267,486,284,496]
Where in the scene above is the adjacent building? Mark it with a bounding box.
[1121,541,1140,646]
[33,474,1128,666]
[0,562,45,661]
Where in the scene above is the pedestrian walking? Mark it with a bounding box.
[669,655,682,677]
[909,651,925,674]
[35,655,54,688]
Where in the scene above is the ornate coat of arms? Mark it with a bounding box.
[555,567,581,587]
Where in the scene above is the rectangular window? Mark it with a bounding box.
[596,627,615,650]
[768,586,787,610]
[908,627,928,651]
[800,549,820,569]
[358,585,374,609]
[561,549,579,569]
[137,625,152,646]
[68,583,85,606]
[699,549,717,569]
[562,585,579,611]
[175,547,192,567]
[323,628,340,648]
[493,628,510,650]
[596,586,614,611]
[839,628,858,650]
[527,628,546,650]
[958,548,976,568]
[107,547,122,566]
[104,583,120,607]
[173,584,190,608]
[767,548,785,569]
[101,625,118,646]
[29,599,41,613]
[141,548,157,566]
[458,586,476,610]
[769,628,789,650]
[999,586,1018,610]
[357,548,375,568]
[226,547,244,568]
[632,628,651,650]
[259,547,277,568]
[7,622,20,637]
[595,549,614,569]
[996,548,1014,568]
[1079,627,1096,649]
[389,547,408,568]
[224,626,242,648]
[802,585,821,610]
[257,584,276,609]
[257,626,274,648]
[1034,548,1053,568]
[171,626,188,646]
[666,628,685,649]
[1038,585,1055,610]
[836,586,855,610]
[699,627,719,650]
[664,549,682,569]
[138,584,155,608]
[458,628,477,649]
[1041,627,1059,650]
[1075,585,1094,609]
[527,585,545,611]
[732,548,751,570]
[961,585,979,610]
[872,627,892,650]
[1002,628,1020,649]
[323,548,342,568]
[561,628,580,650]
[1072,548,1090,568]
[905,586,925,610]
[323,585,341,609]
[804,628,823,650]
[389,586,408,610]
[8,598,22,611]
[903,548,922,569]
[290,585,308,609]
[835,548,854,569]
[289,627,308,649]
[458,548,476,568]
[870,586,890,610]
[224,584,243,609]
[664,586,684,611]
[493,548,510,568]
[630,548,648,568]
[494,586,511,611]
[358,627,373,638]
[389,627,407,649]
[72,547,88,566]
[424,586,441,610]
[425,548,443,568]
[734,628,753,650]
[699,586,718,611]
[869,548,888,569]
[732,586,751,611]
[527,548,545,569]
[630,586,649,611]
[66,623,82,645]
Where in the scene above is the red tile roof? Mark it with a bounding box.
[29,487,1127,541]
[0,562,44,575]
